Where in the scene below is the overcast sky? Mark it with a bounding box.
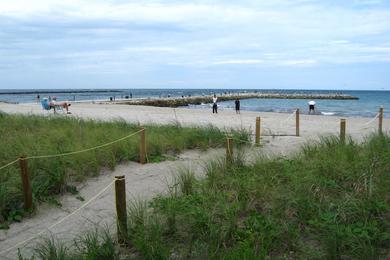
[0,0,390,90]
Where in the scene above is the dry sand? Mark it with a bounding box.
[0,102,389,259]
[1,102,389,155]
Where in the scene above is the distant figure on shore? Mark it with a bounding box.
[308,100,316,114]
[212,94,218,114]
[36,94,40,103]
[235,98,240,114]
[130,93,132,99]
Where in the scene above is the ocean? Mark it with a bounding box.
[0,89,389,118]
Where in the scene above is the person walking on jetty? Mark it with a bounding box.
[308,100,316,114]
[212,94,218,113]
[235,98,240,114]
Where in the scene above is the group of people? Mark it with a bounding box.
[212,94,241,114]
[211,94,317,115]
[38,95,71,114]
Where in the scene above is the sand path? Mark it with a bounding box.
[0,148,229,259]
[0,102,389,259]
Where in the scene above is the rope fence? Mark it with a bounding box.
[278,109,297,128]
[0,129,145,170]
[0,107,386,172]
[0,180,115,257]
[26,129,143,160]
[360,112,380,130]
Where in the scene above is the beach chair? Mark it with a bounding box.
[41,99,64,113]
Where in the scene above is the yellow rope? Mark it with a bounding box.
[0,180,115,256]
[26,129,143,160]
[0,158,20,171]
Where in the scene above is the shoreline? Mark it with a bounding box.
[2,99,384,119]
[0,102,388,139]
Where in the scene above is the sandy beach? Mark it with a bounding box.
[0,101,388,154]
[0,102,389,259]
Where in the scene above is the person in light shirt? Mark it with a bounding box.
[308,100,316,114]
[212,94,218,114]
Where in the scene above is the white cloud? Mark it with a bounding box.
[212,59,264,65]
[0,0,390,89]
[278,59,318,66]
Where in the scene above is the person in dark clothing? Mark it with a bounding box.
[235,98,240,114]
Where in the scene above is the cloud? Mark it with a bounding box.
[0,0,389,89]
[212,59,264,65]
[278,59,318,66]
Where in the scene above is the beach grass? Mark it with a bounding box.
[21,133,390,259]
[0,112,250,225]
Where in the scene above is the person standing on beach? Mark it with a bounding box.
[212,94,218,113]
[235,98,240,114]
[308,100,316,114]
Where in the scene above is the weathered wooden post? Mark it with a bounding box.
[255,117,261,146]
[115,175,127,243]
[296,108,300,137]
[379,106,384,135]
[19,156,32,211]
[340,119,346,143]
[226,137,233,162]
[139,127,146,164]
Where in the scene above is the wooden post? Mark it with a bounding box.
[226,137,233,162]
[255,117,261,146]
[340,119,346,143]
[379,106,384,135]
[139,127,146,164]
[19,156,32,211]
[115,175,127,243]
[296,108,300,137]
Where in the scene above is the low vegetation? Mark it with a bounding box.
[0,112,249,226]
[19,133,390,259]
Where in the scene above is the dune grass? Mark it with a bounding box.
[0,112,250,226]
[19,133,390,259]
[17,228,120,260]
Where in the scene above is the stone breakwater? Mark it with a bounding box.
[106,92,359,108]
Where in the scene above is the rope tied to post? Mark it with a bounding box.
[0,180,115,257]
[274,109,298,135]
[279,109,297,127]
[0,158,20,171]
[360,112,380,130]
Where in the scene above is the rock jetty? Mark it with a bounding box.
[108,92,358,108]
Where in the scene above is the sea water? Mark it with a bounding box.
[0,89,389,118]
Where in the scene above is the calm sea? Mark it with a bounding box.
[0,89,389,118]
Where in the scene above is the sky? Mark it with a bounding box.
[0,0,390,90]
